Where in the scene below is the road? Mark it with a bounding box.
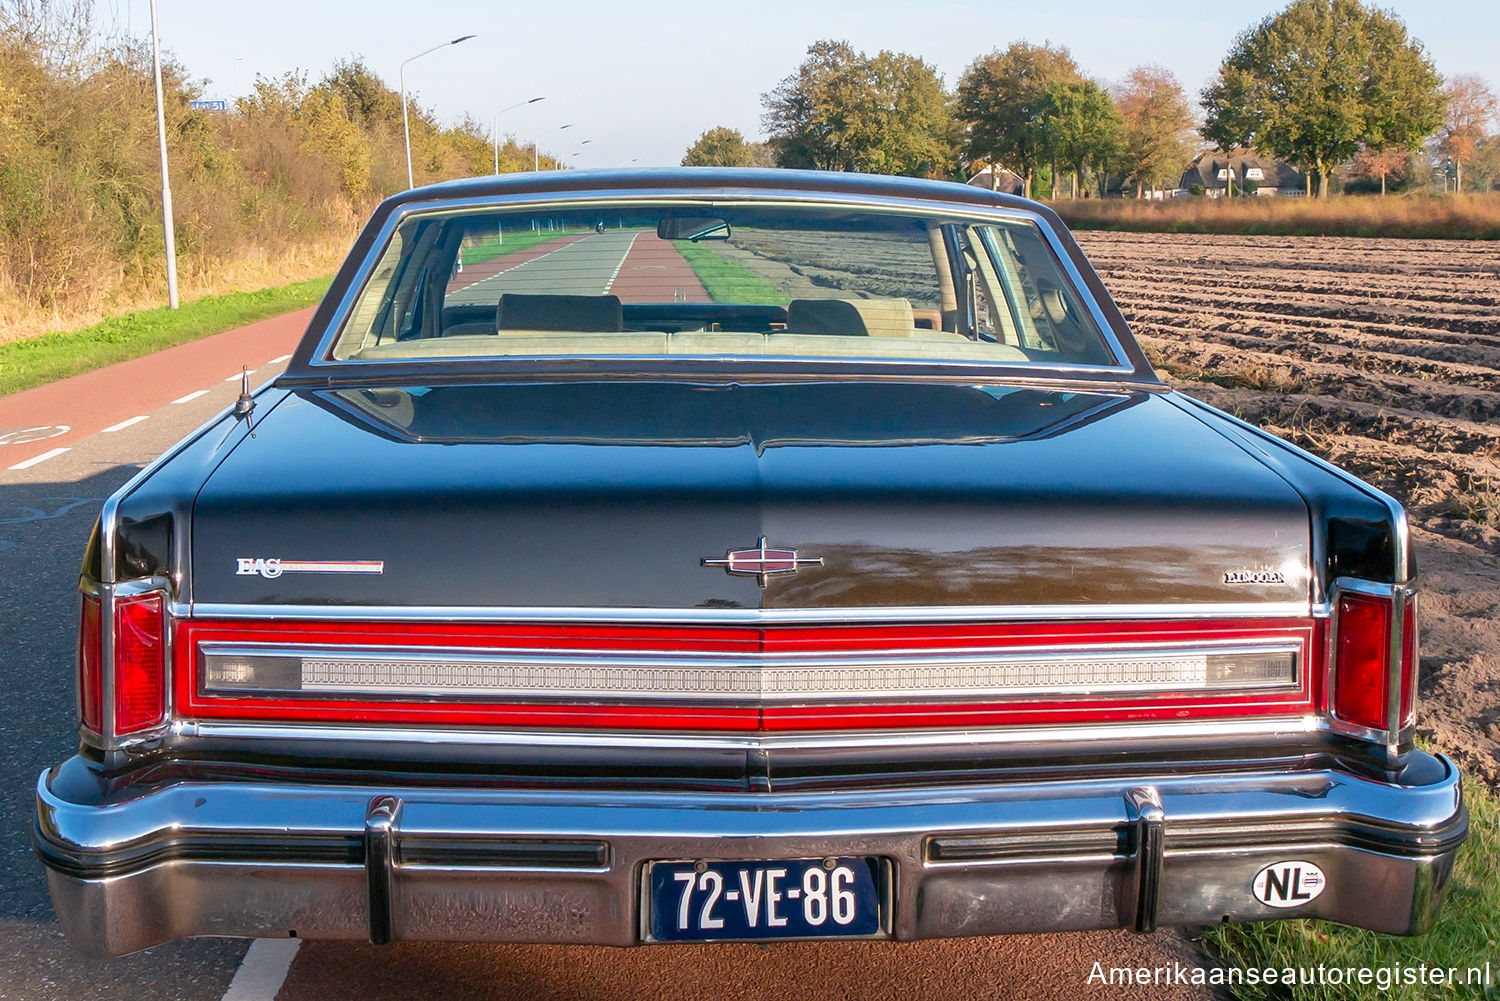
[0,268,1214,1000]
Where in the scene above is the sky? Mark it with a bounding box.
[104,0,1500,167]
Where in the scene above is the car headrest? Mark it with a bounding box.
[497,293,623,332]
[786,297,915,338]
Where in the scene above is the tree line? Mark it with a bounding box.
[0,0,560,322]
[682,0,1498,200]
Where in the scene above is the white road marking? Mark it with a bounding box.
[269,354,293,364]
[0,425,70,446]
[221,938,301,1001]
[101,415,150,433]
[224,371,252,382]
[8,446,70,470]
[603,232,640,294]
[172,389,210,404]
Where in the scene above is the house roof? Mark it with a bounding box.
[1181,150,1304,190]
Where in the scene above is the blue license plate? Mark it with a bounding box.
[646,857,885,942]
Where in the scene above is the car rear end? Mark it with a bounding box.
[35,170,1466,957]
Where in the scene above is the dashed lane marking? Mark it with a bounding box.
[101,415,150,433]
[603,232,641,294]
[8,446,70,470]
[221,938,301,1001]
[224,371,253,382]
[269,354,293,364]
[172,389,210,404]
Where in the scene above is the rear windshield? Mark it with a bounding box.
[328,203,1118,368]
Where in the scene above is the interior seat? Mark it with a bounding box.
[786,297,916,338]
[497,293,623,332]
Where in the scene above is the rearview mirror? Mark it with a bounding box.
[657,216,731,241]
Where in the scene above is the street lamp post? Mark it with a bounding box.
[494,96,544,175]
[401,34,476,189]
[565,140,593,169]
[147,0,178,308]
[532,124,573,171]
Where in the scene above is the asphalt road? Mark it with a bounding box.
[0,302,1218,1001]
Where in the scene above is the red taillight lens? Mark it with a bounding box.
[78,595,103,735]
[1332,589,1416,734]
[113,592,166,734]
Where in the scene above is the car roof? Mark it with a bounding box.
[382,167,1044,214]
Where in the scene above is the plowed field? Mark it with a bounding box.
[1077,231,1500,781]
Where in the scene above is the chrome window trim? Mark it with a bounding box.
[170,714,1331,751]
[196,639,1303,704]
[184,600,1319,624]
[305,189,1136,378]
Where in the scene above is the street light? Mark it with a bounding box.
[494,97,545,174]
[532,124,573,171]
[564,140,593,170]
[147,0,178,308]
[401,34,476,189]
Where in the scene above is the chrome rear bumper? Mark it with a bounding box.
[35,752,1466,957]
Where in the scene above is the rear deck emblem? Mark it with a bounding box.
[702,538,823,588]
[236,558,384,579]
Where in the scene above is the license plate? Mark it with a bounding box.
[645,857,885,942]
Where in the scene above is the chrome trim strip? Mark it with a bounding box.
[199,640,1301,703]
[305,190,1137,378]
[185,600,1316,624]
[170,715,1332,751]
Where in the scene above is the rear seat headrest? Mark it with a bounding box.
[497,293,623,332]
[786,297,914,338]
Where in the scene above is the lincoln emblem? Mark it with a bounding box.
[701,537,823,587]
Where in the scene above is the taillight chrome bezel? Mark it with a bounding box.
[1325,576,1417,754]
[76,576,173,750]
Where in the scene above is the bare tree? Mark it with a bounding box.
[0,0,95,71]
[1440,74,1498,194]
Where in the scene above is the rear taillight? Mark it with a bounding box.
[1331,586,1416,735]
[78,595,103,735]
[77,588,168,741]
[114,593,166,734]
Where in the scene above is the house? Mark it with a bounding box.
[1180,150,1306,197]
[964,165,1025,196]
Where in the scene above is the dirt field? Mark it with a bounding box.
[1076,231,1500,781]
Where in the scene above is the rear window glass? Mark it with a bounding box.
[327,203,1117,368]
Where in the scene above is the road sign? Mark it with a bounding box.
[189,100,227,112]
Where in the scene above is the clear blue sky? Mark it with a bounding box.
[112,0,1499,167]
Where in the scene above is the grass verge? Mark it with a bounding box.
[1200,766,1497,1000]
[675,242,788,305]
[1055,194,1500,239]
[0,275,332,398]
[461,228,578,267]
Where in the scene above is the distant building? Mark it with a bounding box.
[1180,150,1306,197]
[964,165,1025,196]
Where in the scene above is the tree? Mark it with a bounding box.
[1201,0,1444,197]
[1439,74,1497,193]
[1114,66,1196,198]
[955,42,1082,199]
[761,40,953,176]
[682,127,754,167]
[1351,146,1408,194]
[1037,79,1123,198]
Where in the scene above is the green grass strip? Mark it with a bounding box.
[1201,762,1496,1000]
[674,242,788,305]
[460,228,578,267]
[0,276,333,398]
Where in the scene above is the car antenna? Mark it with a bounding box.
[233,365,255,428]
